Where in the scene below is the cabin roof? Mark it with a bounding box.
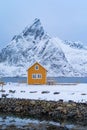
[27,62,47,71]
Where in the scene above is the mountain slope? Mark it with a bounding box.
[0,18,78,77]
[59,39,87,76]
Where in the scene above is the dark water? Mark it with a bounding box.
[0,77,27,83]
[0,113,86,130]
[53,77,87,83]
[0,77,87,83]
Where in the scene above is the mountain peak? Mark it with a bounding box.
[33,18,41,25]
[22,18,45,40]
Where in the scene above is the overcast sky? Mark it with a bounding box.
[0,0,87,49]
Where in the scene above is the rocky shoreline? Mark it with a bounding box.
[0,98,87,126]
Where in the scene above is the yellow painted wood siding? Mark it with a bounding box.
[27,63,47,85]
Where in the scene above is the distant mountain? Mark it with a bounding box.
[64,40,87,50]
[59,39,87,76]
[0,18,86,77]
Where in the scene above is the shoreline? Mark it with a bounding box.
[0,98,87,126]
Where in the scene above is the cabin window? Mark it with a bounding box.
[35,65,39,70]
[32,74,36,79]
[37,74,42,79]
[32,74,42,79]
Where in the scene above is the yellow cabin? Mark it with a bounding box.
[27,62,47,85]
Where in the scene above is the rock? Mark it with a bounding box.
[15,107,21,113]
[46,125,69,130]
[72,103,77,107]
[67,111,76,119]
[0,90,5,92]
[41,91,50,94]
[58,99,63,103]
[29,91,37,93]
[53,92,60,94]
[1,94,9,98]
[30,100,36,105]
[9,90,16,93]
[66,104,73,108]
[5,124,18,130]
[56,106,64,111]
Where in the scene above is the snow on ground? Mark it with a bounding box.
[0,83,87,103]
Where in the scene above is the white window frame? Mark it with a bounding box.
[37,74,42,79]
[35,65,39,70]
[32,74,36,79]
[32,74,42,79]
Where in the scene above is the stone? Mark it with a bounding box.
[30,100,36,105]
[56,106,64,111]
[66,104,73,108]
[53,92,60,94]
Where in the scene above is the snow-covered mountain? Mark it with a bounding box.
[0,18,86,77]
[59,39,87,76]
[64,40,87,50]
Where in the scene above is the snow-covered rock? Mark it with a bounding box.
[0,18,86,77]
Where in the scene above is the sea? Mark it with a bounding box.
[0,77,87,83]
